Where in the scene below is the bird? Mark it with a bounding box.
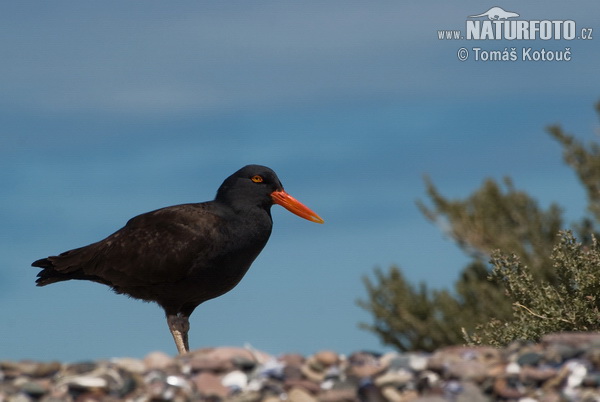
[31,165,324,354]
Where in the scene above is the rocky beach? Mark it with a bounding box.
[1,332,599,401]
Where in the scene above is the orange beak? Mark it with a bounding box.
[271,190,324,224]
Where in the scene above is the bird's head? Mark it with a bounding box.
[216,165,324,224]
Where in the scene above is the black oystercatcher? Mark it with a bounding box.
[32,165,324,354]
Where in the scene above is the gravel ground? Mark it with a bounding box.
[1,332,599,401]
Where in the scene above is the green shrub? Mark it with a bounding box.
[359,101,600,351]
[471,231,600,346]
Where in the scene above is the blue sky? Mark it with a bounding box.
[1,1,599,361]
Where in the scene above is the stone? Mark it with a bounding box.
[408,354,429,372]
[347,362,383,380]
[185,348,235,372]
[192,372,229,399]
[300,357,327,382]
[492,377,522,399]
[1,333,600,401]
[542,332,600,348]
[0,361,22,379]
[357,381,386,402]
[222,370,248,391]
[288,386,317,402]
[283,364,303,381]
[111,357,146,374]
[347,351,380,367]
[314,350,339,367]
[279,353,305,367]
[61,375,108,390]
[582,373,600,387]
[259,358,285,380]
[347,352,384,379]
[428,346,499,373]
[505,362,520,375]
[144,351,175,371]
[517,352,544,366]
[417,370,441,393]
[378,352,401,370]
[584,347,600,370]
[24,362,62,378]
[19,380,48,397]
[227,390,262,402]
[231,356,257,371]
[0,361,61,379]
[455,381,488,402]
[382,388,419,401]
[7,393,32,402]
[185,347,271,373]
[485,362,506,378]
[285,378,321,394]
[446,360,488,383]
[519,365,557,384]
[374,369,413,387]
[319,387,360,402]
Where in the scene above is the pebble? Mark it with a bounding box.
[143,350,174,371]
[0,333,598,401]
[193,371,230,399]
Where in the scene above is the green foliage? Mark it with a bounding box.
[547,103,600,239]
[418,176,563,283]
[358,178,562,351]
[473,231,600,346]
[358,266,465,352]
[358,101,600,351]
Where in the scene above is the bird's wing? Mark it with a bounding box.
[34,203,226,287]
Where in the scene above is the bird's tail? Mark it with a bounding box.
[32,246,97,286]
[32,257,73,286]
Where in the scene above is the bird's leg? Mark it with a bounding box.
[167,313,190,354]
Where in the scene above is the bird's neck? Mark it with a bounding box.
[215,188,272,214]
[214,196,273,222]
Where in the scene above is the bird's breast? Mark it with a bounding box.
[183,213,273,301]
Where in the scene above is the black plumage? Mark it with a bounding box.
[32,165,323,354]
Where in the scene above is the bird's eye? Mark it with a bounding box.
[251,175,264,183]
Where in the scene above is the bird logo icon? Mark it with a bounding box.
[468,6,520,20]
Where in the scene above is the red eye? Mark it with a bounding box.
[251,175,264,183]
